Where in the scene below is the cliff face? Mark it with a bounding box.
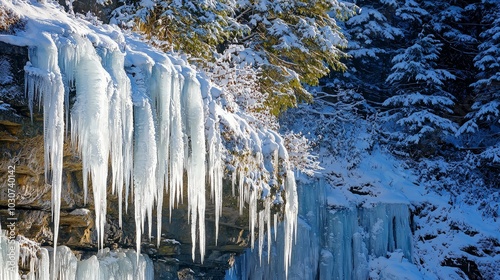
[0,42,250,280]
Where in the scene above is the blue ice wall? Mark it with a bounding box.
[226,179,413,280]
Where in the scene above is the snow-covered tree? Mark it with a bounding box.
[330,0,403,102]
[205,44,320,175]
[382,32,457,155]
[328,0,429,104]
[117,0,355,115]
[457,0,500,164]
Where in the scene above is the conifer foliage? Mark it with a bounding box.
[117,0,355,115]
[458,0,500,164]
[383,32,457,152]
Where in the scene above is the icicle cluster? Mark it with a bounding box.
[2,0,299,273]
[213,105,299,275]
[0,227,50,280]
[0,228,153,280]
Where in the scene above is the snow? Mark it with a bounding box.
[69,208,90,216]
[369,251,428,280]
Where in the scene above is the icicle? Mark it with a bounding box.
[56,36,80,138]
[132,96,158,258]
[169,71,185,219]
[274,213,278,241]
[125,51,158,259]
[231,164,238,197]
[283,170,298,277]
[238,169,245,215]
[207,100,223,244]
[265,199,272,264]
[181,71,206,262]
[249,188,257,251]
[70,37,112,250]
[258,210,264,265]
[98,48,134,229]
[150,62,173,247]
[25,32,65,279]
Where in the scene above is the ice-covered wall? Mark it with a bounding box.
[0,0,298,275]
[226,179,414,280]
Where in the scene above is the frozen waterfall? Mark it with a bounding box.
[226,179,414,280]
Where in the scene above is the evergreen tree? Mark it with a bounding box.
[382,32,457,155]
[424,0,480,117]
[325,0,430,104]
[331,0,403,102]
[458,0,500,163]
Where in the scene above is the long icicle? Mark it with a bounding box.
[25,32,65,280]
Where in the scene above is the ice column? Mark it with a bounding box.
[98,48,134,229]
[24,32,65,277]
[323,207,363,280]
[168,71,185,218]
[359,203,412,260]
[150,63,173,247]
[37,248,50,280]
[51,246,77,280]
[181,71,207,262]
[76,248,154,280]
[71,38,113,250]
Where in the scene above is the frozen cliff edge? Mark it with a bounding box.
[0,0,298,278]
